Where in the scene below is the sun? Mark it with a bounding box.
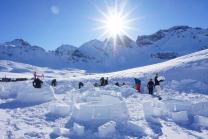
[104,12,126,37]
[94,1,136,41]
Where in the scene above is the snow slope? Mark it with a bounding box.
[0,49,207,138]
[1,26,208,72]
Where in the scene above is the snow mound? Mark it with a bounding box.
[16,83,55,103]
[194,115,208,128]
[0,82,19,99]
[190,102,208,116]
[98,121,116,138]
[49,103,71,117]
[71,94,129,127]
[73,123,85,136]
[51,127,70,136]
[171,111,189,124]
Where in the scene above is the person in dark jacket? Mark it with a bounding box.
[33,78,43,88]
[154,73,162,100]
[51,79,57,87]
[115,82,120,87]
[147,79,154,95]
[134,78,141,92]
[104,77,108,86]
[79,82,84,89]
[100,77,105,86]
[154,73,160,86]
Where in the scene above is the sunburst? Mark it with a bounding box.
[93,1,137,47]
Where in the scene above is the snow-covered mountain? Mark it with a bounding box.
[0,26,208,72]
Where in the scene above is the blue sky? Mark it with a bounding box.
[0,0,207,50]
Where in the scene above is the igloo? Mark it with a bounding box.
[71,95,129,127]
[16,83,55,103]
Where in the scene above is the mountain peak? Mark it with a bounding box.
[6,39,31,47]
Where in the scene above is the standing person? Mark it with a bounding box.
[51,79,57,87]
[147,79,154,95]
[33,78,43,88]
[154,73,162,100]
[104,77,109,86]
[134,78,141,92]
[33,71,37,79]
[100,77,105,86]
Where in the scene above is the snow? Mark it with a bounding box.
[49,103,71,117]
[71,94,129,127]
[1,26,208,72]
[0,49,208,138]
[51,127,70,136]
[98,121,116,137]
[73,123,85,136]
[171,111,189,124]
[16,83,55,103]
[194,115,208,128]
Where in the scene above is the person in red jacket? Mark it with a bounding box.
[134,78,141,92]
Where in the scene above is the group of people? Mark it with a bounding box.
[32,71,57,88]
[134,73,164,99]
[100,77,108,86]
[32,71,164,100]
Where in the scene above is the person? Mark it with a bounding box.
[51,79,57,87]
[33,78,43,88]
[104,77,108,86]
[115,82,120,87]
[154,73,162,100]
[33,71,37,79]
[100,77,105,86]
[134,78,141,92]
[79,82,84,89]
[147,79,154,95]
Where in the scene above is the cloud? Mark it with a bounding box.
[51,5,60,15]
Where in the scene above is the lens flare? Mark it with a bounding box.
[93,1,137,42]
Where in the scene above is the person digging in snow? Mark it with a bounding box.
[154,73,164,100]
[33,78,43,88]
[100,77,105,86]
[147,79,154,95]
[134,78,141,92]
[104,77,109,86]
[79,82,84,89]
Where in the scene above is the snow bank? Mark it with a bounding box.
[171,111,189,124]
[120,87,137,98]
[16,83,55,103]
[194,115,208,128]
[0,82,22,99]
[190,102,208,116]
[73,123,85,136]
[49,103,71,117]
[127,121,145,134]
[71,95,129,126]
[51,127,70,136]
[143,101,164,120]
[98,121,116,138]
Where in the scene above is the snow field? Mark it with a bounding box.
[0,49,207,138]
